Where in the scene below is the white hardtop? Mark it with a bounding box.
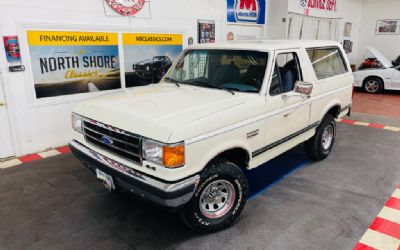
[365,46,393,69]
[188,39,343,51]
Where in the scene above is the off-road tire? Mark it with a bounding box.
[180,159,248,233]
[305,114,336,161]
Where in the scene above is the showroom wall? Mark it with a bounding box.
[355,0,400,66]
[288,0,363,64]
[0,0,277,157]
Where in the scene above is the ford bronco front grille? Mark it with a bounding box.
[82,120,142,165]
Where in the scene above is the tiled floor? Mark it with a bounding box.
[353,90,400,118]
[1,119,400,249]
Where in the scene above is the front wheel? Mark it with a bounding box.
[180,159,248,233]
[305,114,336,161]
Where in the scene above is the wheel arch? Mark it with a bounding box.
[363,75,384,86]
[320,102,342,121]
[205,146,251,171]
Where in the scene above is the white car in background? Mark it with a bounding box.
[354,47,400,94]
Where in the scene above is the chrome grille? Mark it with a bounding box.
[83,120,142,164]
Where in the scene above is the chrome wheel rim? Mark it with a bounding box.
[365,80,380,93]
[199,180,236,219]
[322,125,334,150]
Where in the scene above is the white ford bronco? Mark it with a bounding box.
[70,40,353,233]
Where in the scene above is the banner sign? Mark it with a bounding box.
[27,31,121,99]
[300,0,337,12]
[123,33,183,87]
[227,0,266,25]
[3,36,21,63]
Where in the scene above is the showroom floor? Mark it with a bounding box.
[353,90,400,118]
[1,114,400,250]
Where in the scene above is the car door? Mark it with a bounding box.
[256,49,311,160]
[389,67,400,89]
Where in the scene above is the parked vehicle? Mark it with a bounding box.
[354,47,400,93]
[70,40,353,233]
[133,56,172,83]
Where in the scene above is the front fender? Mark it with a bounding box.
[185,136,252,177]
[320,100,341,121]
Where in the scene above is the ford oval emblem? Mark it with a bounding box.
[101,135,113,145]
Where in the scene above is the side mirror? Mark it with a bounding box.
[294,81,313,96]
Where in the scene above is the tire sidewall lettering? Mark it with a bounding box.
[232,179,242,216]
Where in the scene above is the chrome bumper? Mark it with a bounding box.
[69,140,200,209]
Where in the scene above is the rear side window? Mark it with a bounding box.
[307,47,348,80]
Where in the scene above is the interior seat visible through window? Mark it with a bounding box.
[242,65,266,89]
[269,52,302,96]
[280,59,298,93]
[211,64,240,84]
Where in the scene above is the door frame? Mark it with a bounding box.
[0,69,16,159]
[0,25,20,159]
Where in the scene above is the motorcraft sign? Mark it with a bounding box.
[227,0,266,25]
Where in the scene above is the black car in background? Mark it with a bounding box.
[133,56,173,83]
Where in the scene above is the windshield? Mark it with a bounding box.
[164,49,268,93]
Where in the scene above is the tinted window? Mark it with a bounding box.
[307,48,348,80]
[269,52,302,96]
[166,49,268,93]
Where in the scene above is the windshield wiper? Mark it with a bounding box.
[190,82,235,95]
[164,77,181,87]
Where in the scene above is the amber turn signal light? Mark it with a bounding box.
[163,144,185,168]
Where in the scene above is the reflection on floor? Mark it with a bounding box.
[245,145,309,198]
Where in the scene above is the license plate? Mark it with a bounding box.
[96,169,115,191]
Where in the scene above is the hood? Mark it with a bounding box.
[135,59,153,65]
[365,46,393,68]
[74,84,253,142]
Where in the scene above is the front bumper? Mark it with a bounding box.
[69,140,199,209]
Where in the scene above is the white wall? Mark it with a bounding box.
[355,0,400,66]
[265,0,289,39]
[0,0,266,156]
[288,0,363,64]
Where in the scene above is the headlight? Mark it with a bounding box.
[71,113,83,134]
[142,139,185,168]
[146,66,150,71]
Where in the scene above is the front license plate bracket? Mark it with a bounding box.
[96,168,115,191]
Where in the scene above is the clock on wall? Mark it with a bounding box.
[105,0,145,16]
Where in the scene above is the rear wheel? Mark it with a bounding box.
[180,159,248,233]
[363,77,383,94]
[305,114,336,161]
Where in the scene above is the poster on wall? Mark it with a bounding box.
[227,0,266,25]
[376,19,400,35]
[3,36,21,63]
[27,31,121,99]
[198,20,215,44]
[123,33,183,87]
[344,22,352,37]
[343,40,353,54]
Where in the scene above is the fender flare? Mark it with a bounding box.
[199,141,252,171]
[320,101,342,121]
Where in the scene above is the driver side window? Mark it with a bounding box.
[269,52,302,96]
